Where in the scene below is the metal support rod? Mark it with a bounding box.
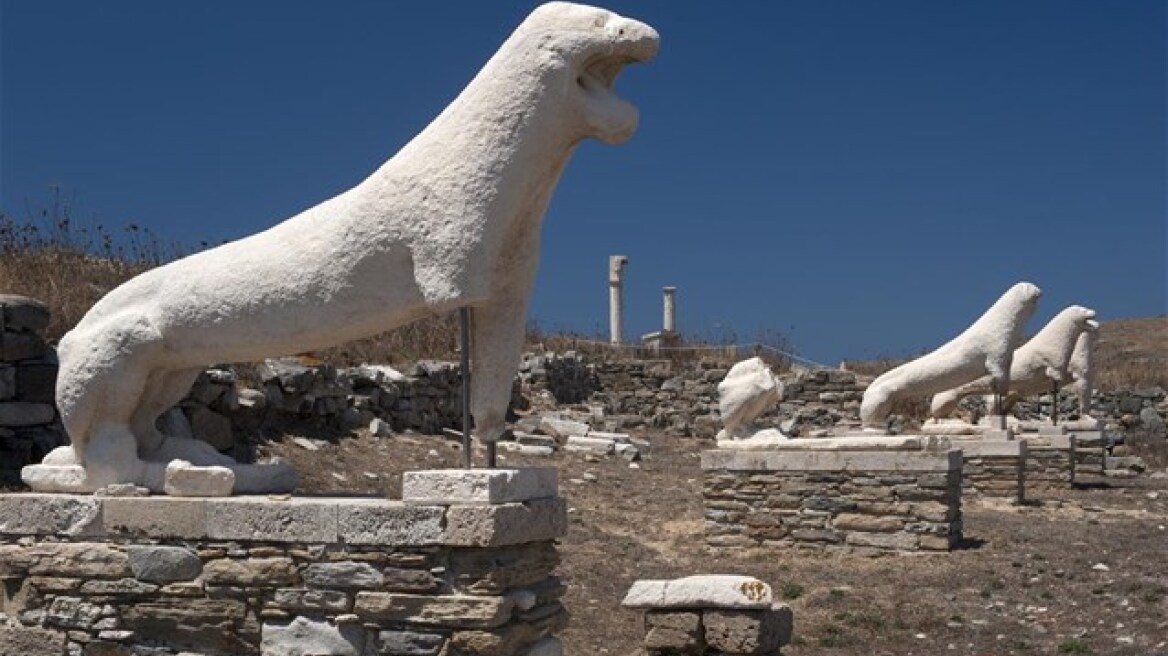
[459,307,472,469]
[1051,381,1059,426]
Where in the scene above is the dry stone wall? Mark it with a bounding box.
[0,295,66,486]
[0,469,567,656]
[0,294,1162,472]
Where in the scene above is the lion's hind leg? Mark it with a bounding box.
[130,367,207,455]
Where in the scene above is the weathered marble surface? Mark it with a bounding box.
[930,305,1098,419]
[860,282,1041,431]
[34,2,659,495]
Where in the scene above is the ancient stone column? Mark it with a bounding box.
[609,255,628,345]
[662,286,677,333]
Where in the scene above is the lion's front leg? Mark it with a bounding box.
[468,287,532,445]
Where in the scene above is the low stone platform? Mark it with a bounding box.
[954,439,1026,503]
[0,468,566,656]
[701,441,963,553]
[622,575,793,656]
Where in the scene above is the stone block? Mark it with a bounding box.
[374,630,447,656]
[956,440,1023,457]
[622,575,772,609]
[538,416,590,439]
[844,531,919,550]
[207,497,338,542]
[0,332,45,362]
[20,542,130,578]
[703,605,793,653]
[514,432,557,448]
[303,561,384,589]
[164,461,234,497]
[564,436,615,454]
[0,366,14,401]
[644,610,703,652]
[832,513,904,532]
[0,493,103,536]
[446,542,559,595]
[78,577,159,596]
[82,641,132,656]
[127,545,203,583]
[121,598,258,654]
[202,557,298,587]
[382,567,441,593]
[0,295,51,332]
[261,616,366,656]
[103,497,208,539]
[336,501,444,546]
[701,448,960,473]
[45,596,105,629]
[402,468,557,505]
[14,363,56,403]
[0,401,54,426]
[0,618,64,656]
[443,498,567,547]
[273,588,352,612]
[354,592,514,629]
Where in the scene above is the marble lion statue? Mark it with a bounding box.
[29,2,659,494]
[716,357,786,441]
[929,305,1098,419]
[859,282,1042,431]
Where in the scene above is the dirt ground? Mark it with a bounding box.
[266,428,1168,656]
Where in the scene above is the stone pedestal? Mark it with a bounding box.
[701,438,963,553]
[954,439,1026,503]
[1063,420,1106,477]
[622,575,794,656]
[1023,433,1077,491]
[0,468,566,656]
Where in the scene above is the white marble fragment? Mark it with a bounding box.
[401,468,557,505]
[622,575,773,609]
[163,461,234,497]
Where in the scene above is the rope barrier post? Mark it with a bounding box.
[459,307,472,469]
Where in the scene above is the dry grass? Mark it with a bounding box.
[0,196,170,338]
[1,203,797,368]
[1094,316,1168,390]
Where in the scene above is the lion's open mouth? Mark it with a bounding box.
[580,55,637,91]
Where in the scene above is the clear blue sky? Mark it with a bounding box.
[2,1,1164,364]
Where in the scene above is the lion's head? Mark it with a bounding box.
[516,2,659,145]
